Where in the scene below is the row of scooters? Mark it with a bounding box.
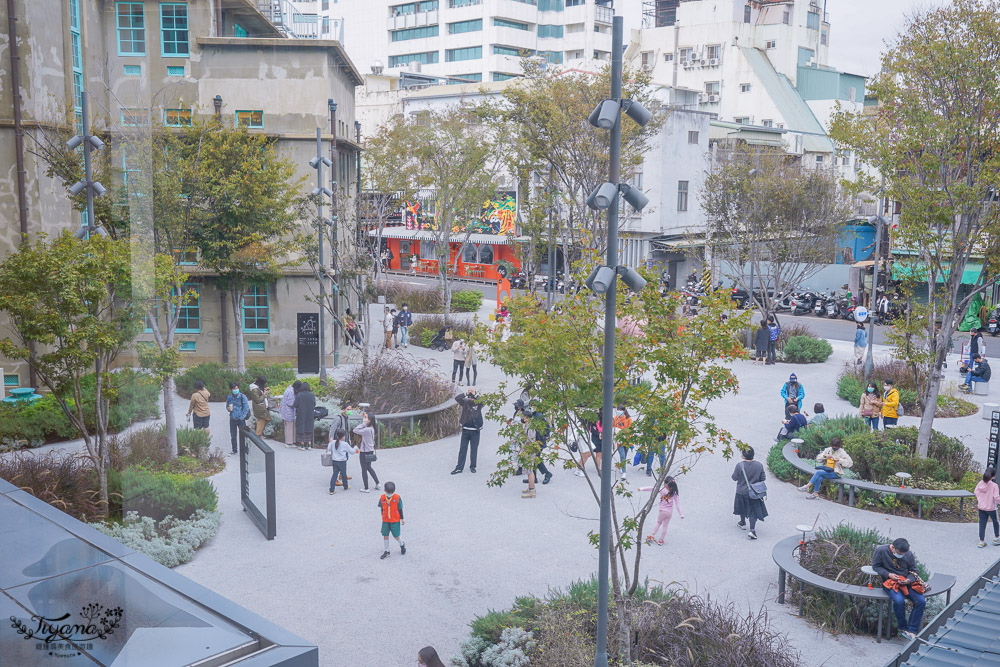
[507,270,580,294]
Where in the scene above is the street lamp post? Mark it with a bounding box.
[67,92,107,239]
[310,129,333,383]
[584,16,652,667]
[865,177,889,380]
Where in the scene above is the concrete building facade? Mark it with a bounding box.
[0,0,362,385]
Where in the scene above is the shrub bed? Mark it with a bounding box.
[0,451,107,521]
[91,510,220,568]
[380,282,483,313]
[175,362,295,401]
[409,314,476,349]
[109,425,224,476]
[837,364,977,418]
[454,576,800,667]
[119,466,218,522]
[782,335,833,363]
[786,523,943,636]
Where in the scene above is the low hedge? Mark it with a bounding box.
[782,335,833,363]
[175,362,295,401]
[91,510,220,568]
[409,314,476,349]
[120,466,218,522]
[380,282,484,313]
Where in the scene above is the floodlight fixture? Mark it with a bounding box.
[312,186,334,197]
[622,99,652,127]
[91,181,107,197]
[868,214,890,225]
[69,180,87,196]
[586,182,619,210]
[310,156,332,168]
[619,184,649,211]
[66,135,84,150]
[618,265,647,292]
[585,265,617,294]
[589,99,619,130]
[88,135,105,151]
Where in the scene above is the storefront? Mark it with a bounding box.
[367,228,523,281]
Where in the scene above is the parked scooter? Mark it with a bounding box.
[510,270,528,290]
[791,291,817,316]
[988,307,999,336]
[813,290,830,317]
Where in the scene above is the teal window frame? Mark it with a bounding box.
[538,24,563,38]
[538,0,562,9]
[160,3,190,57]
[446,46,481,62]
[4,374,20,387]
[121,108,149,126]
[174,283,200,333]
[391,25,439,41]
[448,19,482,34]
[449,0,480,5]
[116,2,146,56]
[236,110,264,128]
[492,72,518,81]
[494,18,528,30]
[122,153,142,193]
[123,64,141,76]
[493,45,529,57]
[540,50,563,64]
[167,65,185,76]
[247,341,266,352]
[449,73,482,84]
[234,23,248,37]
[389,51,438,67]
[164,108,192,127]
[242,286,270,333]
[179,341,196,352]
[390,0,438,16]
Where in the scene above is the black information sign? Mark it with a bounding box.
[988,409,1000,471]
[297,312,319,374]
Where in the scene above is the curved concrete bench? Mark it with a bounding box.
[772,535,956,642]
[780,442,974,519]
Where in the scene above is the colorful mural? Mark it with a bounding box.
[478,194,517,235]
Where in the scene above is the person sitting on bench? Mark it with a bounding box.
[961,354,991,393]
[798,437,853,499]
[872,538,926,641]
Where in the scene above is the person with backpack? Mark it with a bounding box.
[452,388,484,474]
[732,446,768,541]
[780,373,805,419]
[753,320,769,366]
[248,376,271,437]
[327,428,352,494]
[353,413,380,492]
[960,354,991,393]
[766,316,781,365]
[225,381,250,456]
[397,303,413,348]
[294,382,317,450]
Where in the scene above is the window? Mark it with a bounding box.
[124,64,142,76]
[121,108,150,126]
[179,341,196,352]
[566,0,583,5]
[446,46,481,62]
[761,119,773,127]
[160,3,189,56]
[172,247,198,264]
[236,110,263,128]
[540,50,563,64]
[740,83,752,93]
[687,130,699,144]
[765,40,776,49]
[538,0,563,10]
[677,181,688,212]
[389,51,438,67]
[664,52,673,62]
[841,151,851,166]
[116,2,145,56]
[248,341,266,352]
[478,245,494,264]
[122,153,143,195]
[807,11,820,29]
[538,24,563,38]
[734,116,749,124]
[744,4,751,23]
[164,108,192,127]
[494,18,528,30]
[242,286,269,333]
[493,45,527,57]
[449,0,480,6]
[783,9,791,24]
[640,51,653,69]
[234,23,248,37]
[705,44,720,60]
[167,65,185,76]
[821,30,828,46]
[449,73,482,83]
[71,0,82,123]
[493,72,518,81]
[705,81,719,95]
[815,155,824,163]
[419,240,438,259]
[678,47,692,62]
[174,283,200,333]
[4,374,19,387]
[390,0,438,16]
[462,244,478,263]
[392,25,439,41]
[447,19,481,34]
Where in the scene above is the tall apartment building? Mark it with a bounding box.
[0,0,362,385]
[320,0,616,85]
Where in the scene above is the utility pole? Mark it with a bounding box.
[865,175,888,380]
[330,100,341,366]
[310,128,332,383]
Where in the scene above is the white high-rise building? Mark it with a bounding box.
[321,0,618,83]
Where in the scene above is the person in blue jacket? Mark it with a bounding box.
[397,303,414,348]
[225,381,251,456]
[780,373,805,419]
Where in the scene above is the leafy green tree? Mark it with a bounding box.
[475,269,747,659]
[701,145,851,321]
[830,0,1000,455]
[188,124,306,372]
[0,233,140,513]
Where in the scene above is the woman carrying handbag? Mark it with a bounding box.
[732,446,768,541]
[353,413,380,493]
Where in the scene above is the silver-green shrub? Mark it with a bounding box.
[91,510,220,568]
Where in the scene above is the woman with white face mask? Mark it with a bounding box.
[859,381,882,431]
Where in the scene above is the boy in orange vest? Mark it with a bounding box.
[377,481,406,560]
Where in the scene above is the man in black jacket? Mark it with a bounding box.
[961,354,991,392]
[872,538,925,640]
[452,389,483,475]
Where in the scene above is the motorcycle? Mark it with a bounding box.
[774,291,795,312]
[791,291,817,316]
[824,295,841,319]
[988,307,999,336]
[813,290,830,317]
[681,288,702,307]
[510,270,528,290]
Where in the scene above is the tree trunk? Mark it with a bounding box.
[441,263,452,325]
[608,555,632,663]
[231,288,246,372]
[916,366,942,457]
[163,376,178,459]
[95,460,109,517]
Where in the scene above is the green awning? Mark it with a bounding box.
[892,262,984,285]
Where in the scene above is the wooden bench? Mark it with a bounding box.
[772,535,956,642]
[780,442,974,519]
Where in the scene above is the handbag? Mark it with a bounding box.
[740,462,768,500]
[364,451,378,463]
[320,452,333,467]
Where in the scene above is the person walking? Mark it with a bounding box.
[753,320,769,366]
[613,405,633,480]
[854,322,868,365]
[970,328,986,367]
[279,380,301,447]
[225,382,250,456]
[518,409,540,499]
[639,477,684,546]
[327,428,351,494]
[975,467,1000,548]
[780,373,805,419]
[766,316,780,365]
[377,481,406,559]
[383,306,394,349]
[881,379,900,428]
[451,339,467,385]
[398,303,413,348]
[575,415,602,477]
[452,388,484,475]
[248,376,271,437]
[872,538,926,640]
[294,382,317,450]
[732,446,768,540]
[353,413,380,493]
[418,647,446,667]
[464,343,479,387]
[798,437,853,499]
[859,381,883,431]
[185,380,211,444]
[390,308,400,348]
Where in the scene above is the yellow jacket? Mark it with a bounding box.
[816,446,854,475]
[881,388,900,419]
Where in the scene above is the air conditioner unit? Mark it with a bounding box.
[709,94,720,103]
[709,57,719,66]
[690,52,702,61]
[681,60,692,68]
[698,92,709,103]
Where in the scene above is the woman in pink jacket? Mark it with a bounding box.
[640,477,684,546]
[975,467,1000,548]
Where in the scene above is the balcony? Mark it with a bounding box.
[595,4,613,24]
[387,9,439,31]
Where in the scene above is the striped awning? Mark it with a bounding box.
[367,228,519,245]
